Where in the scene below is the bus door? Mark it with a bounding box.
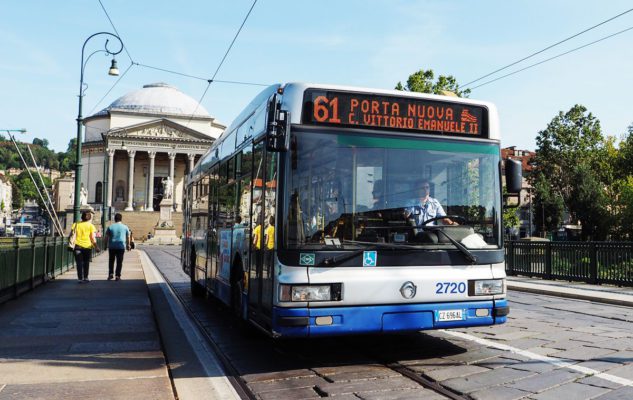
[207,168,219,292]
[248,143,264,319]
[261,151,278,317]
[248,143,278,325]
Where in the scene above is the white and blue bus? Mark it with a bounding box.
[182,83,522,338]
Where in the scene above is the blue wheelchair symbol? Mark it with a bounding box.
[363,251,377,267]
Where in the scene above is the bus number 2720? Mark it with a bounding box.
[435,282,466,294]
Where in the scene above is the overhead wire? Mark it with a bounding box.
[463,7,633,88]
[468,25,633,90]
[88,63,135,115]
[134,62,269,86]
[94,0,264,121]
[187,0,259,125]
[98,0,134,64]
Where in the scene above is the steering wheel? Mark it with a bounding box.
[420,215,468,226]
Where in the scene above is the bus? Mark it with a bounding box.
[182,83,522,338]
[13,223,34,238]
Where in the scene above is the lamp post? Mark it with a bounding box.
[74,32,123,223]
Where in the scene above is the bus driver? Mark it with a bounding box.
[406,179,456,226]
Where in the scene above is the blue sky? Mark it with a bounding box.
[1,1,632,152]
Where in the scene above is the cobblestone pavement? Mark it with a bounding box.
[143,246,633,400]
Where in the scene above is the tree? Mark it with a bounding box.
[531,173,564,236]
[502,188,520,238]
[11,171,51,209]
[532,104,610,240]
[616,124,633,177]
[58,138,77,172]
[11,179,23,209]
[609,123,633,239]
[32,138,49,148]
[568,162,611,240]
[614,176,633,240]
[395,69,471,98]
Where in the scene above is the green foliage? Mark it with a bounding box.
[11,171,52,209]
[502,188,520,233]
[616,124,633,178]
[532,104,610,240]
[0,137,73,173]
[568,162,611,240]
[612,176,633,240]
[11,179,23,209]
[32,138,49,148]
[532,173,564,235]
[395,69,471,98]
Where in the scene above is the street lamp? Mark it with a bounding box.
[74,32,123,223]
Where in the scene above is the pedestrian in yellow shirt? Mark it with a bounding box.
[264,216,275,274]
[71,211,100,283]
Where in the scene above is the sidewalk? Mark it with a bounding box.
[0,250,175,400]
[507,275,633,307]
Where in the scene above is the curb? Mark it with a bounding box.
[507,281,633,308]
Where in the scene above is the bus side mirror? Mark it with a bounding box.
[505,159,522,193]
[266,97,290,152]
[503,159,522,207]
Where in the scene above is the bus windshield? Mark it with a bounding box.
[284,130,501,250]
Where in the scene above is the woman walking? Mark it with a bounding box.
[72,210,100,283]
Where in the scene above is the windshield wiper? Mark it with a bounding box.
[432,228,478,264]
[316,240,421,268]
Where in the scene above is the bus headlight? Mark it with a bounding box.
[470,279,505,296]
[280,284,342,302]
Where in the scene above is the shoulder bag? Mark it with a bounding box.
[67,224,77,252]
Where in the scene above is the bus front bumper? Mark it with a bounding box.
[272,299,508,337]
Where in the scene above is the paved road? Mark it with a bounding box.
[144,245,633,400]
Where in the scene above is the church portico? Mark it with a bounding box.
[79,83,223,221]
[104,139,208,212]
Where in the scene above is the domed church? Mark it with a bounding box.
[81,83,225,216]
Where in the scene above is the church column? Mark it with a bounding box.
[146,151,156,211]
[106,149,115,208]
[188,153,195,174]
[125,150,136,211]
[168,152,176,210]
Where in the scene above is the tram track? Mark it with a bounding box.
[145,247,472,400]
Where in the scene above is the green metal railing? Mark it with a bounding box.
[0,236,105,305]
[506,240,633,286]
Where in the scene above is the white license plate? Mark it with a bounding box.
[437,309,464,322]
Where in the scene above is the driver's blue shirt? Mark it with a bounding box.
[407,197,446,226]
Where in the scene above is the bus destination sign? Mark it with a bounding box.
[302,89,487,136]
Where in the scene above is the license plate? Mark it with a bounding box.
[437,309,464,322]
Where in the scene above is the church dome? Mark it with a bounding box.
[96,83,210,117]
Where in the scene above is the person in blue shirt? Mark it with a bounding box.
[105,213,131,281]
[407,179,456,226]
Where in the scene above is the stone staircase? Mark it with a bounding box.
[122,211,183,241]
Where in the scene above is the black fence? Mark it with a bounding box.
[506,240,633,286]
[0,237,105,305]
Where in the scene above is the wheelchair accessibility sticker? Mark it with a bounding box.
[363,251,377,267]
[299,253,315,266]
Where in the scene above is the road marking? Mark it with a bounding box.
[442,330,633,387]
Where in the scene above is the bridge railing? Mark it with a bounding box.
[505,240,633,286]
[0,236,105,305]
